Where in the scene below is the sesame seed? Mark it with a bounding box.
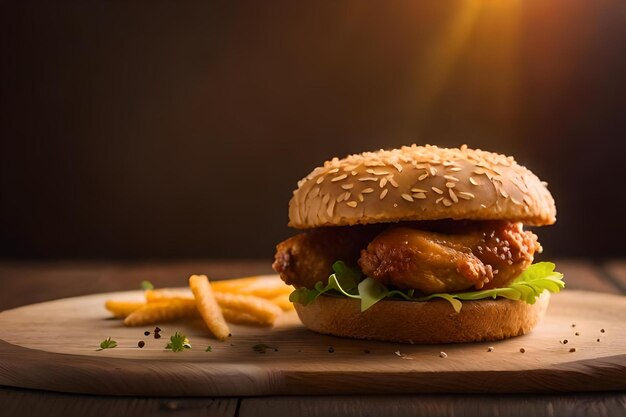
[411,188,427,193]
[444,175,459,182]
[458,191,475,200]
[362,188,374,194]
[316,177,325,184]
[442,198,452,207]
[487,347,494,352]
[331,174,348,182]
[358,194,364,202]
[439,352,448,358]
[344,191,351,200]
[322,194,330,204]
[511,197,522,205]
[346,201,358,208]
[328,168,339,174]
[469,177,478,185]
[449,167,462,172]
[418,173,429,181]
[388,177,399,188]
[480,203,487,208]
[436,197,444,204]
[413,192,427,199]
[341,184,354,190]
[461,144,468,151]
[326,198,335,217]
[401,194,414,202]
[432,187,444,194]
[449,189,458,203]
[367,169,390,176]
[445,182,456,188]
[379,177,388,188]
[474,168,485,175]
[500,188,509,198]
[392,162,403,172]
[336,193,345,203]
[520,348,526,353]
[430,167,437,176]
[379,189,388,200]
[358,177,378,182]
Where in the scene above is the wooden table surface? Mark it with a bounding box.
[0,259,624,417]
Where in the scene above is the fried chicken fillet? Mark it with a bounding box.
[359,222,540,293]
[274,221,540,294]
[272,225,385,289]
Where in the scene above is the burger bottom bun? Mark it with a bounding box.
[294,292,551,344]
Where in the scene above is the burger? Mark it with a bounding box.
[273,145,564,343]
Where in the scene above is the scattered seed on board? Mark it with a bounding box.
[487,347,494,352]
[439,352,447,358]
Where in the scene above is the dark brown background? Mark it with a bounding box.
[1,1,625,260]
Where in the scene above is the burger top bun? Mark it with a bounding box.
[288,144,556,228]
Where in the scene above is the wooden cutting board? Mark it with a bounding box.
[0,286,624,396]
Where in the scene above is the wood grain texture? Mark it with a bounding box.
[556,260,620,293]
[0,260,273,310]
[239,394,626,417]
[0,288,624,396]
[604,261,626,293]
[0,386,238,417]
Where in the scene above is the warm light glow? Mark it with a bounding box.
[412,0,524,132]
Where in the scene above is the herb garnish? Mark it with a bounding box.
[205,346,212,352]
[253,343,271,353]
[97,337,118,351]
[140,280,154,290]
[165,332,191,352]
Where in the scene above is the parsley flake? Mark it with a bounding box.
[140,280,155,290]
[97,337,118,351]
[165,332,191,352]
[205,346,212,352]
[253,343,271,353]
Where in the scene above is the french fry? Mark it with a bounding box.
[123,299,197,326]
[213,292,283,324]
[221,308,273,326]
[189,275,230,340]
[145,288,193,303]
[269,293,294,311]
[105,300,145,318]
[212,276,292,299]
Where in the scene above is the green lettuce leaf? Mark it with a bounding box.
[289,261,565,313]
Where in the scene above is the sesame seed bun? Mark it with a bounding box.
[294,291,551,344]
[289,145,556,228]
